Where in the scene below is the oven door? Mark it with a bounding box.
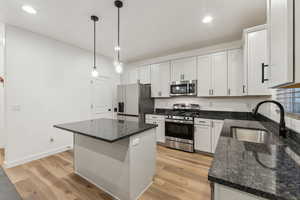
[165,121,194,141]
[170,83,188,96]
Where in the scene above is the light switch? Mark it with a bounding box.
[132,138,140,146]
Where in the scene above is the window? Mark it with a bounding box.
[276,88,300,114]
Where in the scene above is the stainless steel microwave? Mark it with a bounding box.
[170,80,197,96]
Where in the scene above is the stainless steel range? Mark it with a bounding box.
[165,104,200,152]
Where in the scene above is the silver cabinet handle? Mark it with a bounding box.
[228,89,231,96]
[211,89,214,96]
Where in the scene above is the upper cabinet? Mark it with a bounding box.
[268,0,294,87]
[228,49,244,96]
[150,61,170,98]
[197,51,229,97]
[211,52,228,96]
[138,65,151,84]
[171,57,197,82]
[243,25,270,95]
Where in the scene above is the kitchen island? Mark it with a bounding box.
[54,118,157,200]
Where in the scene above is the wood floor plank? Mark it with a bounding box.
[5,146,213,200]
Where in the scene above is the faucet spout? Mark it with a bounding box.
[252,100,287,138]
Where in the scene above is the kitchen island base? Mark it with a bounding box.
[74,128,156,200]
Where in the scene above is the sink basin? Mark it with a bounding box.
[231,127,270,144]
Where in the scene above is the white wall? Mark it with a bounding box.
[155,96,270,113]
[0,22,5,148]
[4,25,120,167]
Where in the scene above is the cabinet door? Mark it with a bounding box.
[194,125,212,153]
[150,62,170,98]
[138,65,151,84]
[197,55,211,96]
[211,52,228,96]
[157,119,165,143]
[228,49,243,96]
[171,57,197,81]
[269,0,294,87]
[212,120,224,153]
[247,29,270,95]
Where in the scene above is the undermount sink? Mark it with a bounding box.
[231,127,270,144]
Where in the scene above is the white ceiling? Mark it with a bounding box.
[0,0,266,63]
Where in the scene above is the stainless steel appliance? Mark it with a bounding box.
[117,83,154,122]
[170,80,197,97]
[164,104,199,152]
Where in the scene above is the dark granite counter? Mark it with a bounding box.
[208,117,300,200]
[54,118,157,143]
[147,109,257,121]
[0,168,22,200]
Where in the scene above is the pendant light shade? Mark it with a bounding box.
[91,15,99,77]
[114,0,123,74]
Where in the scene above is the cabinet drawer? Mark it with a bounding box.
[194,118,211,125]
[146,114,165,120]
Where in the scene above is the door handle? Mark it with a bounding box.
[243,85,246,93]
[262,63,269,83]
[228,89,231,96]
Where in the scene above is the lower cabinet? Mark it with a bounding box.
[146,115,165,143]
[194,118,224,153]
[214,184,267,200]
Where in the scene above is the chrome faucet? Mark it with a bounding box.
[252,100,287,138]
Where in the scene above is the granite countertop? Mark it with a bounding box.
[54,118,157,143]
[147,109,257,121]
[0,168,22,200]
[208,118,300,200]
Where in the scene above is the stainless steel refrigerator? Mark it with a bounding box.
[117,83,154,122]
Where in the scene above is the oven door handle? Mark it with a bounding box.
[165,120,194,125]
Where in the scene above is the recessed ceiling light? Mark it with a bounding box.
[202,16,213,24]
[22,5,37,15]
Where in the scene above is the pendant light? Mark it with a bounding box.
[114,0,123,74]
[91,15,99,77]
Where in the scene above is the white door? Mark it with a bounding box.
[197,55,211,97]
[194,124,212,153]
[247,29,270,95]
[138,65,151,84]
[171,57,197,81]
[228,49,243,96]
[91,77,113,119]
[269,0,294,87]
[211,52,228,96]
[212,120,224,153]
[150,62,170,97]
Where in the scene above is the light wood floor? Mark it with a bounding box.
[3,146,213,200]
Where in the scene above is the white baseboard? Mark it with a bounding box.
[3,145,72,168]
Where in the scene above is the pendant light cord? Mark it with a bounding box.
[117,7,120,61]
[94,19,96,69]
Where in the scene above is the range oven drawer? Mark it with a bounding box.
[165,137,194,152]
[165,121,194,140]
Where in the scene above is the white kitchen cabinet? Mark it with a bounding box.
[211,120,224,153]
[150,61,170,98]
[228,49,243,96]
[194,118,224,154]
[211,52,228,96]
[194,118,212,153]
[197,55,211,96]
[214,184,267,200]
[268,0,294,87]
[138,65,151,84]
[171,57,197,81]
[243,25,270,96]
[146,115,165,143]
[197,51,228,97]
